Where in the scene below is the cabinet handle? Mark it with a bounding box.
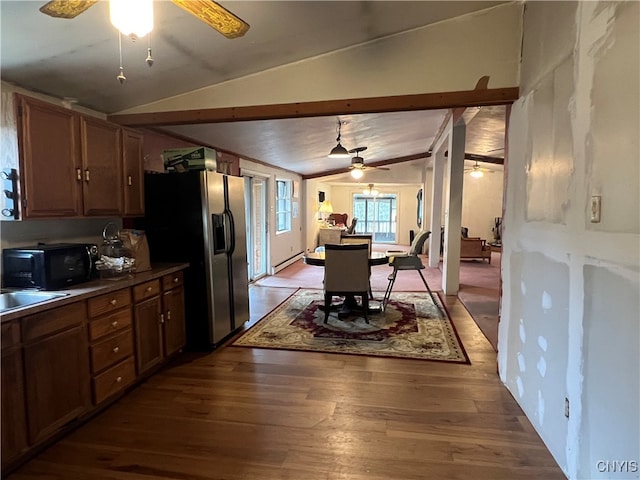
[84,169,90,182]
[76,168,82,181]
[110,299,117,306]
[113,346,120,353]
[160,313,165,324]
[111,320,119,327]
[166,310,171,321]
[127,175,132,186]
[116,376,122,383]
[173,277,179,283]
[146,286,152,292]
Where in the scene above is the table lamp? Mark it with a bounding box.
[318,200,334,223]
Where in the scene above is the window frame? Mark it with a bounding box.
[275,179,292,234]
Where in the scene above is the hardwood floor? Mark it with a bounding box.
[7,289,565,479]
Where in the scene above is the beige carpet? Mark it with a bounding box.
[233,289,470,363]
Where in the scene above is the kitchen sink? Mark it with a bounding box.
[0,290,68,313]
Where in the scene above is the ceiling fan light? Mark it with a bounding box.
[351,169,364,179]
[110,0,154,38]
[470,169,484,178]
[328,143,350,158]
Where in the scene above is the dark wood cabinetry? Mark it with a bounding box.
[133,294,164,376]
[21,303,90,445]
[16,95,82,218]
[80,116,123,216]
[122,128,145,216]
[1,322,28,466]
[162,272,186,357]
[14,93,144,219]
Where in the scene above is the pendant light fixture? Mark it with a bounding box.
[110,0,154,40]
[363,184,379,196]
[328,120,350,158]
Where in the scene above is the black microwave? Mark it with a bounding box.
[2,243,97,290]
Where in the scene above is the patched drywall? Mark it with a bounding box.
[526,56,574,224]
[581,265,639,479]
[505,251,570,467]
[586,2,640,234]
[499,2,640,479]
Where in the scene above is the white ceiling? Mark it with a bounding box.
[1,1,509,179]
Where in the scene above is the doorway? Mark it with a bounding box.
[353,193,397,243]
[244,174,269,281]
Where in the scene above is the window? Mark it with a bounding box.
[275,179,292,233]
[353,193,397,243]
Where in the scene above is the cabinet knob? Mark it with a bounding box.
[76,168,82,181]
[166,310,171,321]
[110,299,117,306]
[146,286,152,292]
[116,376,122,383]
[173,277,179,283]
[127,175,132,186]
[111,320,119,327]
[113,346,120,353]
[160,313,165,324]
[84,169,90,182]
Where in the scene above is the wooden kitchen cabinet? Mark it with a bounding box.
[122,128,145,216]
[14,93,144,219]
[22,302,90,445]
[80,116,123,216]
[16,94,82,218]
[87,289,136,405]
[133,294,164,376]
[161,272,186,357]
[1,322,28,467]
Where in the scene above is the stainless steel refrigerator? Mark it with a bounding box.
[140,170,250,350]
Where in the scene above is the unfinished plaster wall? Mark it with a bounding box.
[499,2,639,479]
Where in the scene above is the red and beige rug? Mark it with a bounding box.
[232,289,470,363]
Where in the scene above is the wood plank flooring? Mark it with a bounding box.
[7,289,566,479]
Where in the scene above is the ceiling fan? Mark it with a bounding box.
[39,0,250,39]
[348,147,390,179]
[464,160,494,178]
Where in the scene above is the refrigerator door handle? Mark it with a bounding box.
[225,209,236,255]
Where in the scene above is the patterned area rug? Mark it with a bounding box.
[233,289,470,363]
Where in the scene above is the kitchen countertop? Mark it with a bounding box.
[0,262,189,323]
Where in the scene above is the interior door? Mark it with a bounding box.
[244,175,268,281]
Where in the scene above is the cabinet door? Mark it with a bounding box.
[23,325,90,445]
[1,348,28,466]
[133,296,163,376]
[80,116,123,216]
[122,128,144,216]
[163,287,186,357]
[16,94,82,218]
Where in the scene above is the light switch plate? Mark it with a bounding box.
[590,195,601,223]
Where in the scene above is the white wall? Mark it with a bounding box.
[462,168,504,240]
[499,3,639,480]
[240,159,303,271]
[117,3,523,114]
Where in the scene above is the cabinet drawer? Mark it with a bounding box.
[162,271,184,290]
[88,308,132,342]
[133,280,161,303]
[90,329,134,374]
[1,321,21,349]
[88,289,131,318]
[92,357,135,405]
[22,302,86,343]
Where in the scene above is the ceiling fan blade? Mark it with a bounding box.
[40,0,97,19]
[171,0,250,39]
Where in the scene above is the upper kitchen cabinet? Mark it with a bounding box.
[122,128,145,216]
[79,116,122,216]
[13,94,144,220]
[16,94,83,218]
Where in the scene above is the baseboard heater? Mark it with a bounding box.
[271,251,304,275]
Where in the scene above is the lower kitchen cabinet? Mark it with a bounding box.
[162,272,186,357]
[133,294,164,376]
[1,322,28,466]
[22,303,91,445]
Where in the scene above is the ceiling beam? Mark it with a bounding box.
[108,86,519,127]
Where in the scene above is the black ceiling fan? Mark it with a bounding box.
[348,147,390,172]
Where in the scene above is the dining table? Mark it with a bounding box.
[303,251,389,317]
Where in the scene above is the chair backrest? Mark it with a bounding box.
[318,228,342,246]
[329,213,348,226]
[409,230,431,256]
[345,217,358,234]
[324,243,370,292]
[340,233,372,255]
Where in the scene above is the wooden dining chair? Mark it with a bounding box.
[323,243,370,324]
